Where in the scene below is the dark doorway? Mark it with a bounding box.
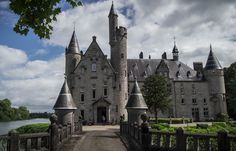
[97,107,106,123]
[192,108,199,122]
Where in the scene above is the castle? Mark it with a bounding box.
[54,3,227,124]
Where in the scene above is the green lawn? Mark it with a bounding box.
[15,123,50,134]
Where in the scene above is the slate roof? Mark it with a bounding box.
[172,44,179,53]
[127,59,161,81]
[205,46,222,70]
[53,79,77,110]
[126,80,148,109]
[66,31,81,54]
[108,1,117,16]
[161,60,199,81]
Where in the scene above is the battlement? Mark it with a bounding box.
[116,26,127,38]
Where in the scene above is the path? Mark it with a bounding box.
[73,125,127,151]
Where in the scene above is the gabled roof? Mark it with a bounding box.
[92,97,111,105]
[53,79,77,110]
[66,31,81,54]
[126,80,148,109]
[205,45,222,70]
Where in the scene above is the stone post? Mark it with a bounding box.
[218,130,230,151]
[49,114,59,151]
[8,130,19,151]
[140,114,151,151]
[176,127,186,151]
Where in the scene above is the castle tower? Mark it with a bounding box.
[53,78,77,131]
[204,45,227,116]
[65,30,81,76]
[108,2,128,120]
[172,38,179,61]
[126,80,148,125]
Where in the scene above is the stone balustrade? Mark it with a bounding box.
[0,121,82,151]
[120,120,236,151]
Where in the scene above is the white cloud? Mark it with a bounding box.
[35,49,48,55]
[45,0,236,67]
[0,45,64,112]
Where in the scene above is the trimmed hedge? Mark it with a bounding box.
[150,118,192,124]
[15,123,50,134]
[151,122,236,134]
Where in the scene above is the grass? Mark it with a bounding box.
[15,123,50,134]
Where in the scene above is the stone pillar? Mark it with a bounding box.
[218,130,229,151]
[49,114,59,151]
[140,114,151,151]
[9,130,19,151]
[176,127,186,151]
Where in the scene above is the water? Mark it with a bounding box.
[0,118,49,135]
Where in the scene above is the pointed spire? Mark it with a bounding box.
[205,45,222,70]
[53,79,77,110]
[109,1,117,16]
[172,36,179,53]
[66,30,81,54]
[126,80,148,109]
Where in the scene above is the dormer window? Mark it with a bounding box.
[187,71,191,78]
[92,63,96,72]
[176,71,180,77]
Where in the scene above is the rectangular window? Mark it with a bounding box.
[192,98,197,104]
[116,105,118,112]
[93,89,96,98]
[203,98,207,105]
[92,63,96,72]
[192,84,196,95]
[104,88,107,96]
[81,110,84,120]
[203,108,208,117]
[181,98,185,104]
[81,93,84,102]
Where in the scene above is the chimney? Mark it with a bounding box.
[193,62,203,71]
[162,52,167,59]
[139,51,143,59]
[149,55,151,59]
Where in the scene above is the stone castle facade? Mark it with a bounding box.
[63,3,227,124]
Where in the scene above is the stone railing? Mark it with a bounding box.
[0,121,82,151]
[120,121,236,151]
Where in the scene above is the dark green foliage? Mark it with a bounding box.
[142,75,171,123]
[215,113,229,122]
[224,62,236,120]
[9,0,82,39]
[151,122,236,134]
[150,118,192,124]
[16,123,50,134]
[29,112,51,118]
[0,99,29,121]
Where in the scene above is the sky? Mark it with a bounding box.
[0,0,236,112]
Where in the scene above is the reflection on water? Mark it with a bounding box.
[0,118,49,135]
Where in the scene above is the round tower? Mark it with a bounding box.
[204,45,227,116]
[53,78,77,131]
[65,30,81,77]
[115,26,128,120]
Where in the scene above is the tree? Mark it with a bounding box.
[224,62,236,119]
[142,74,171,123]
[9,0,82,39]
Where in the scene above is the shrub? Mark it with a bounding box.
[16,123,50,134]
[196,124,209,129]
[215,113,229,122]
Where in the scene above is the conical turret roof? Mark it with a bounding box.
[66,31,80,54]
[205,45,222,70]
[126,80,148,109]
[108,1,117,16]
[53,79,77,110]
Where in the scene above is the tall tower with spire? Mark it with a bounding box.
[204,45,227,116]
[108,2,128,119]
[65,30,81,77]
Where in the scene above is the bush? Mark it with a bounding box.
[196,124,209,129]
[16,123,50,134]
[216,113,229,122]
[149,118,192,124]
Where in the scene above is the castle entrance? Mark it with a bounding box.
[97,107,107,123]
